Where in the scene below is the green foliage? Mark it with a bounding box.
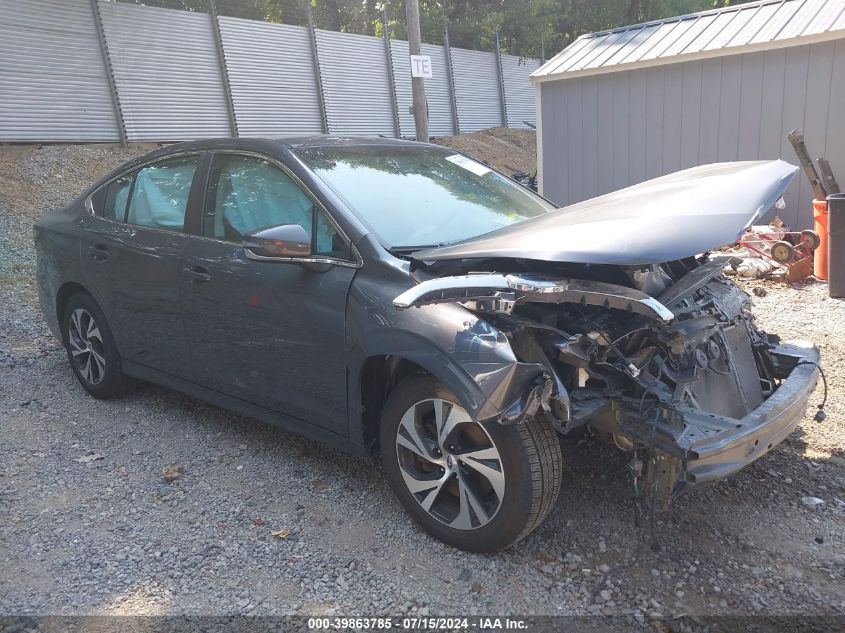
[114,0,759,58]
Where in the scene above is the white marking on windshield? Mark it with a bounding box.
[445,154,491,177]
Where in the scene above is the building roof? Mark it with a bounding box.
[532,0,845,82]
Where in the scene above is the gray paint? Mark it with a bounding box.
[33,137,547,455]
[413,161,798,265]
[539,38,845,228]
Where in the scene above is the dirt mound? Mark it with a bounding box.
[432,127,536,177]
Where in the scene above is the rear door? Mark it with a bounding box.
[80,154,204,378]
[178,152,356,434]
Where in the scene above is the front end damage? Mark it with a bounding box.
[394,256,821,508]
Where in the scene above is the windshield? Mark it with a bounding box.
[295,144,556,249]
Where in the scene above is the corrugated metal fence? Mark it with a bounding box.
[0,0,539,143]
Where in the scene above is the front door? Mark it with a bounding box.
[179,153,356,434]
[80,154,202,378]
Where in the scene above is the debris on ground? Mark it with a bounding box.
[73,453,103,464]
[271,529,291,539]
[801,496,825,508]
[162,465,183,482]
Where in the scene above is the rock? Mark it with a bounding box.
[162,465,182,482]
[801,496,825,508]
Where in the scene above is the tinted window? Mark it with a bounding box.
[126,156,199,231]
[295,145,556,249]
[91,173,132,220]
[205,154,349,258]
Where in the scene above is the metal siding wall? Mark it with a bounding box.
[218,17,322,137]
[100,1,231,141]
[501,54,540,128]
[451,48,503,132]
[539,38,845,228]
[580,77,599,199]
[390,40,455,137]
[316,30,394,136]
[0,0,120,142]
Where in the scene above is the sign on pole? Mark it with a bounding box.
[410,55,432,78]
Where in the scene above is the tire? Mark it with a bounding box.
[379,376,562,552]
[61,291,127,399]
[770,240,795,264]
[800,229,821,251]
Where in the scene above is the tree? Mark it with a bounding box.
[115,0,761,58]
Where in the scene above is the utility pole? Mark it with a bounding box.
[405,0,428,141]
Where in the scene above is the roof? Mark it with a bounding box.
[533,0,845,82]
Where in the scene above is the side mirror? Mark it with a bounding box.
[243,224,311,259]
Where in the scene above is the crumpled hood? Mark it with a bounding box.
[412,160,798,266]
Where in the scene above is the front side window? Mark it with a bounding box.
[204,154,349,258]
[125,156,200,231]
[294,144,556,250]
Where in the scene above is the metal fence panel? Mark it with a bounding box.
[501,54,540,128]
[0,0,120,142]
[100,1,231,141]
[315,29,395,136]
[450,47,503,132]
[389,40,455,137]
[219,17,322,137]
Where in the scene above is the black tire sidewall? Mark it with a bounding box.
[61,292,125,399]
[380,376,543,552]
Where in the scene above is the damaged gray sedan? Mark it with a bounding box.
[35,137,821,552]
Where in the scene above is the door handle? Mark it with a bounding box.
[184,265,212,284]
[87,244,109,261]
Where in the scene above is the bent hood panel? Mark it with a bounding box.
[412,160,798,266]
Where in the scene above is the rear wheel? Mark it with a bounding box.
[62,292,127,399]
[380,376,562,552]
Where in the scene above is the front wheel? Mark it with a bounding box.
[380,376,562,552]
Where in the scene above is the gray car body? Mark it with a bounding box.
[35,136,819,497]
[34,137,547,456]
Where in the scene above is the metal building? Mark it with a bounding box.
[533,0,845,229]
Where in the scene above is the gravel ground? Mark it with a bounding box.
[1,144,843,623]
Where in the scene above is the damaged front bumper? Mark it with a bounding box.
[680,342,819,485]
[610,341,819,496]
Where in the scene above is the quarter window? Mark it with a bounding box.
[125,156,200,231]
[205,154,350,259]
[90,173,132,221]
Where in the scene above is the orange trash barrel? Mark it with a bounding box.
[813,199,829,280]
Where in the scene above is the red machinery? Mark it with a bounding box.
[738,224,820,282]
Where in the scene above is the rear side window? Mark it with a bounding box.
[125,156,200,231]
[90,173,132,220]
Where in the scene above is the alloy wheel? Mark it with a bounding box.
[67,308,106,385]
[394,398,505,530]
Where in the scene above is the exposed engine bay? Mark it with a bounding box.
[394,254,821,510]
